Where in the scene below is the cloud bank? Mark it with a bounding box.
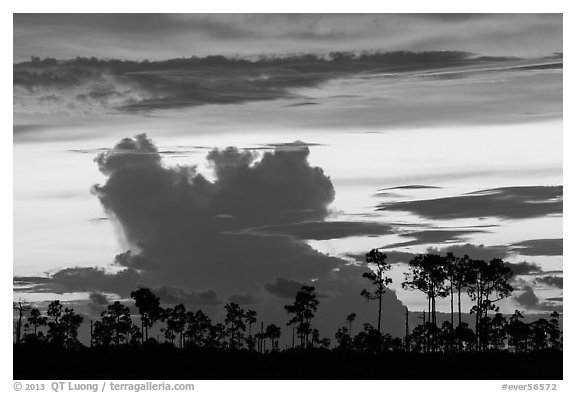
[14,51,557,115]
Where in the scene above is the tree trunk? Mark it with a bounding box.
[450,283,454,327]
[431,295,436,352]
[377,292,383,333]
[16,310,22,345]
[475,286,481,352]
[405,307,409,350]
[458,289,462,326]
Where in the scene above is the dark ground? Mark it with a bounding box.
[14,345,562,380]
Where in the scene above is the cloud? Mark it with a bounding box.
[382,229,487,249]
[259,141,325,150]
[264,277,306,299]
[152,285,221,306]
[22,135,347,301]
[379,185,441,190]
[346,242,541,277]
[534,276,563,289]
[344,250,416,265]
[227,294,258,306]
[14,14,562,62]
[88,292,109,306]
[505,262,543,276]
[514,287,562,312]
[249,220,396,240]
[546,297,563,302]
[423,243,542,277]
[346,242,516,266]
[14,267,143,296]
[14,51,535,115]
[87,292,110,314]
[13,124,51,135]
[510,238,563,256]
[311,264,408,337]
[378,186,562,220]
[426,243,511,260]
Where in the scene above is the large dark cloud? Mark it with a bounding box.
[378,186,562,220]
[14,51,529,114]
[20,134,349,298]
[510,238,563,256]
[85,134,341,293]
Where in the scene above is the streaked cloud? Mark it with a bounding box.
[381,229,487,249]
[248,220,396,240]
[534,275,563,289]
[510,238,563,256]
[378,186,562,220]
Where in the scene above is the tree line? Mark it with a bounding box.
[13,250,562,353]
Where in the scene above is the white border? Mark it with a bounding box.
[3,3,571,392]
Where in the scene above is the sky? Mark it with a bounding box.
[13,13,563,341]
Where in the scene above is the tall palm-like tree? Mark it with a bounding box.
[467,258,513,351]
[361,249,392,333]
[224,303,246,350]
[285,285,319,347]
[245,310,257,336]
[100,301,132,346]
[26,308,47,336]
[13,300,31,345]
[346,313,357,336]
[130,287,163,344]
[265,324,281,351]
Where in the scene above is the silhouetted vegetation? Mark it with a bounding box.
[361,249,392,333]
[13,250,562,379]
[284,285,319,348]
